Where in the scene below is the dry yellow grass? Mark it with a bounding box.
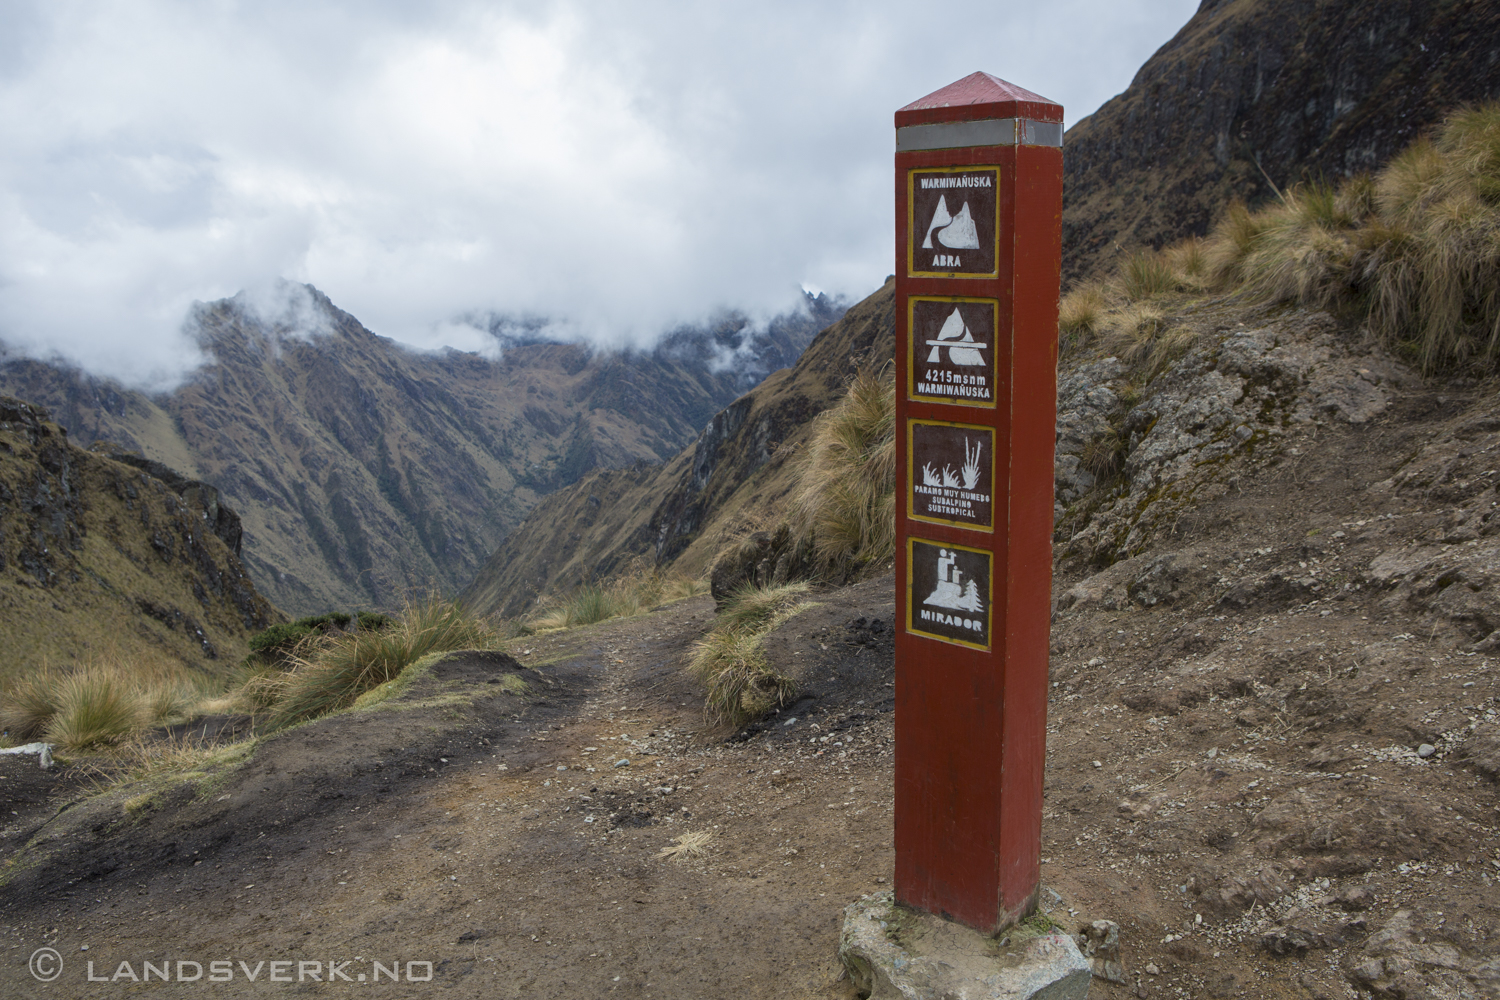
[1,652,220,750]
[1198,102,1500,371]
[688,582,811,726]
[788,367,896,576]
[656,830,713,861]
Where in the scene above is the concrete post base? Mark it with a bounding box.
[838,892,1090,1000]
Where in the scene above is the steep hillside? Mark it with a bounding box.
[0,397,276,672]
[462,279,895,618]
[1062,0,1500,284]
[0,286,842,614]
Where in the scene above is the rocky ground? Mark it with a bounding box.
[2,303,1499,999]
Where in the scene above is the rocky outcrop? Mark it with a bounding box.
[0,396,277,668]
[1062,0,1500,283]
[1053,304,1414,573]
[99,449,243,556]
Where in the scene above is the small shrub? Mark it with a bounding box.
[247,611,392,668]
[247,622,316,657]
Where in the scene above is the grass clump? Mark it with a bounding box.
[0,668,63,741]
[1121,250,1178,300]
[789,367,896,576]
[44,670,145,749]
[269,594,503,728]
[245,610,393,667]
[688,582,811,727]
[657,830,713,861]
[528,567,708,632]
[1200,102,1500,372]
[1058,284,1108,338]
[2,655,213,750]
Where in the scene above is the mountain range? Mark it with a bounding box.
[467,0,1500,616]
[0,286,844,614]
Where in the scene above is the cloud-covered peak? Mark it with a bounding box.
[0,0,1197,389]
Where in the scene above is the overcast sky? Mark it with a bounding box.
[0,0,1198,387]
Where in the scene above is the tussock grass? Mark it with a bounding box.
[2,654,215,749]
[1122,250,1178,300]
[688,582,811,727]
[44,670,145,749]
[1200,102,1500,371]
[270,593,503,728]
[1080,430,1127,486]
[107,731,257,784]
[528,566,707,632]
[1059,285,1108,338]
[789,367,896,576]
[0,667,63,741]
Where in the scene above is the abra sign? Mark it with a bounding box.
[892,72,1063,935]
[908,169,999,277]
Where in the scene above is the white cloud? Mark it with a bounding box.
[0,0,1198,387]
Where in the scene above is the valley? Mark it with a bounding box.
[0,286,843,615]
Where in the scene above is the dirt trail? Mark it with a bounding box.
[1,593,898,999]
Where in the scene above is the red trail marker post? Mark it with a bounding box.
[893,72,1063,935]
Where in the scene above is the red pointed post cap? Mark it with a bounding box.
[895,71,1062,128]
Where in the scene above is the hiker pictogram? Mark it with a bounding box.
[907,539,991,648]
[923,547,983,613]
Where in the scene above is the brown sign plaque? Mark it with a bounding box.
[907,167,1000,278]
[907,538,991,650]
[909,420,994,530]
[908,297,999,407]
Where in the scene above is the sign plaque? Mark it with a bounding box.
[908,297,1001,407]
[907,538,991,648]
[892,72,1063,935]
[909,420,994,530]
[907,168,1000,277]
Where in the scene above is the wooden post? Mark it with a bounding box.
[892,72,1063,934]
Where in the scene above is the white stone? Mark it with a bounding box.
[839,891,1090,1000]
